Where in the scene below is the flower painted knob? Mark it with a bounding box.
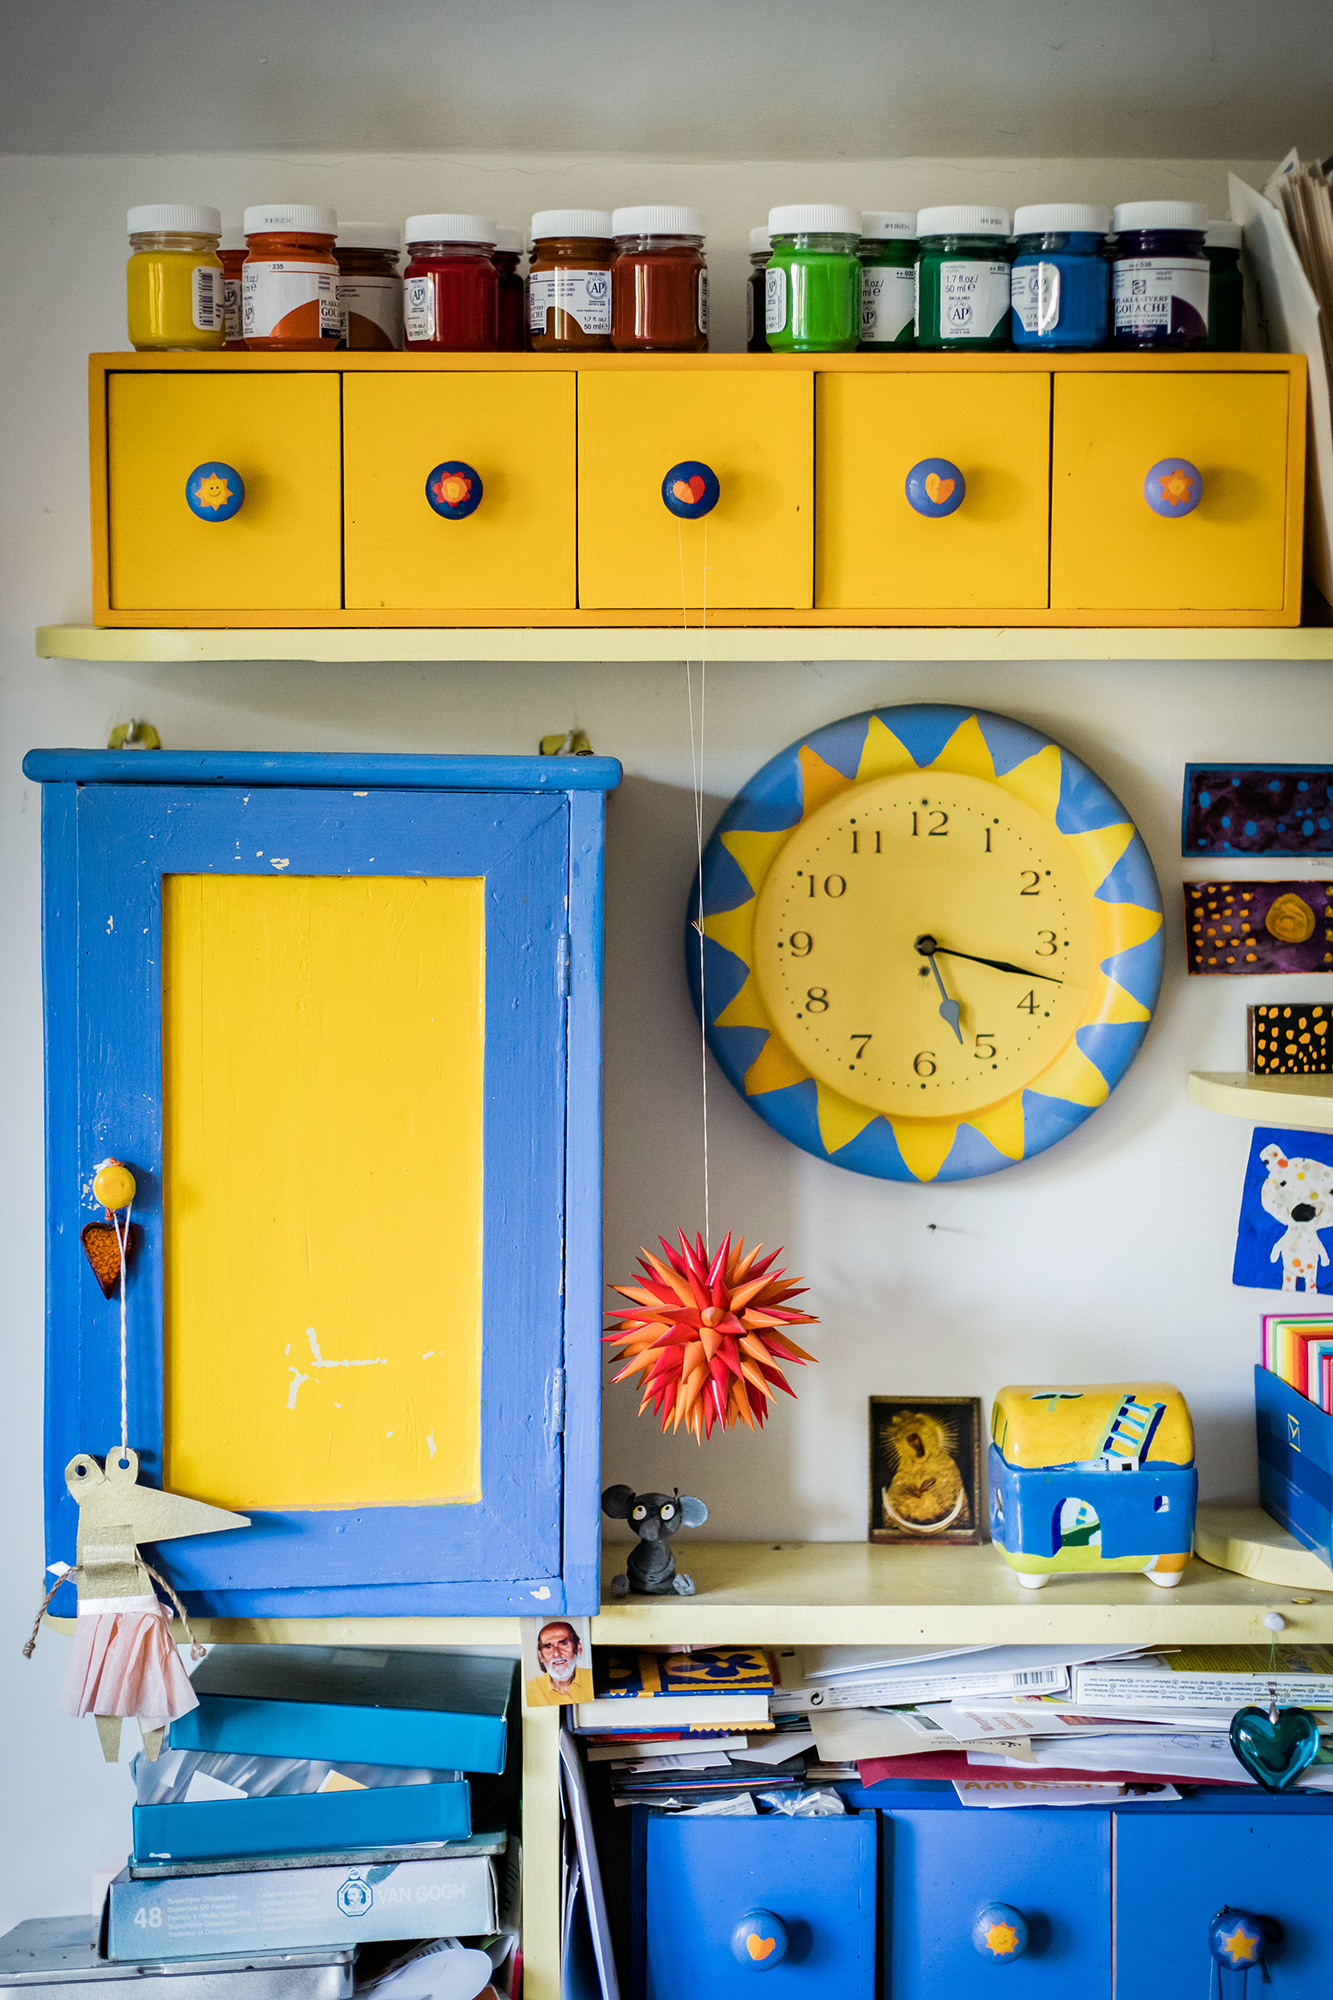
[186,462,244,521]
[731,1911,788,1969]
[972,1903,1029,1962]
[1208,1909,1276,1971]
[906,458,965,518]
[662,460,720,519]
[425,461,483,519]
[1144,458,1202,517]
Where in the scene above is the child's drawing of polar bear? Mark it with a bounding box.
[1261,1144,1333,1292]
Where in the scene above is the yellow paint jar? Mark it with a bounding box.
[126,203,226,351]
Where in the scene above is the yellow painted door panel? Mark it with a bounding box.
[108,373,341,610]
[816,373,1051,609]
[578,373,812,608]
[162,874,485,1514]
[344,373,576,608]
[1051,373,1289,610]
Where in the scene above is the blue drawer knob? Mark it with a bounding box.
[905,457,965,518]
[425,461,484,519]
[1144,458,1202,517]
[186,462,244,522]
[972,1903,1028,1962]
[1208,1907,1277,1970]
[731,1910,788,1968]
[662,460,720,519]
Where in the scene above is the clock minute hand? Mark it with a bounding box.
[932,943,1063,986]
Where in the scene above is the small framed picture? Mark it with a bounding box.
[869,1395,985,1545]
[520,1613,595,1707]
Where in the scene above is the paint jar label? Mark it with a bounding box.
[1112,257,1210,337]
[746,283,755,344]
[338,276,403,350]
[765,265,788,334]
[222,276,243,342]
[243,261,342,342]
[191,265,224,333]
[1012,261,1061,336]
[404,274,436,342]
[528,268,611,335]
[861,265,915,343]
[939,260,1010,340]
[697,268,709,336]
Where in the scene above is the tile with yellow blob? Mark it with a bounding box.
[1183,879,1333,974]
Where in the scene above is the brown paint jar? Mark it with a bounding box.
[336,224,402,350]
[529,209,614,351]
[611,205,708,353]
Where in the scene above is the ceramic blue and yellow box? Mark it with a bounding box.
[989,1384,1196,1589]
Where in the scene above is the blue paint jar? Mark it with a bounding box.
[1111,200,1209,350]
[1009,203,1110,349]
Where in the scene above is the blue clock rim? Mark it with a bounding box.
[685,702,1164,1184]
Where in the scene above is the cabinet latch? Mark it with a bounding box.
[558,931,572,996]
[544,1367,566,1448]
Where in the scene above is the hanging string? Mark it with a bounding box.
[112,1200,132,1450]
[679,520,712,1252]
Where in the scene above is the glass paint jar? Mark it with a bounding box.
[611,206,708,353]
[336,224,402,350]
[243,204,341,351]
[126,204,225,352]
[494,228,526,351]
[529,210,614,351]
[747,228,770,353]
[766,204,862,353]
[1111,201,1209,350]
[1009,203,1110,349]
[858,211,917,349]
[1205,219,1243,352]
[915,206,1012,349]
[218,227,247,349]
[403,215,498,351]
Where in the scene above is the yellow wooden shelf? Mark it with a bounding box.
[1194,1503,1333,1590]
[1188,1069,1333,1129]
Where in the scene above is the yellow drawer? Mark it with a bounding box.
[816,372,1051,609]
[1051,373,1290,612]
[107,373,341,611]
[577,372,812,609]
[344,373,576,609]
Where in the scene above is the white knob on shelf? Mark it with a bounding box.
[1263,1612,1286,1633]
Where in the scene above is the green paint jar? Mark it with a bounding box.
[915,205,1013,350]
[859,211,917,349]
[1205,219,1243,351]
[765,203,862,353]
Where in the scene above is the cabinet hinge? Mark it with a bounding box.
[544,1367,566,1447]
[558,931,572,996]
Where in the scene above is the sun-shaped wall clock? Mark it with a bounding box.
[688,704,1164,1183]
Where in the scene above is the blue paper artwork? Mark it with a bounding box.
[1233,1127,1333,1295]
[1183,765,1333,857]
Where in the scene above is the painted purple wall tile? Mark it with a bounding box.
[1249,1003,1333,1074]
[1183,765,1333,857]
[1184,880,1333,975]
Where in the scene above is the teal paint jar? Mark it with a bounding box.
[859,210,917,349]
[765,203,862,353]
[915,205,1012,350]
[1205,219,1243,351]
[1010,202,1110,349]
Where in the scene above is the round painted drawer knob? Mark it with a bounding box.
[662,460,720,519]
[1144,457,1202,516]
[730,1910,788,1968]
[1208,1908,1275,1970]
[425,461,484,519]
[972,1903,1029,1962]
[186,462,244,522]
[905,457,965,518]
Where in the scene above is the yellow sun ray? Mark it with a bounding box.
[799,745,854,816]
[996,743,1063,824]
[889,1117,961,1182]
[1066,821,1135,892]
[1026,1038,1110,1107]
[855,716,919,782]
[1096,898,1163,959]
[721,827,792,896]
[715,971,772,1032]
[966,1094,1027,1159]
[703,902,758,966]
[1090,976,1152,1027]
[746,1034,809,1096]
[815,1082,880,1154]
[928,713,997,782]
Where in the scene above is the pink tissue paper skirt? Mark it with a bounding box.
[60,1600,199,1722]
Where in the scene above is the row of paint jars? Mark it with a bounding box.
[747,202,1242,355]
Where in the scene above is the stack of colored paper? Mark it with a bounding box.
[1262,1312,1333,1411]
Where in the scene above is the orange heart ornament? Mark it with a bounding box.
[746,1936,777,1962]
[924,472,955,505]
[81,1221,134,1299]
[672,475,708,505]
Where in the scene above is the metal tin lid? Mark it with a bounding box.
[768,203,860,236]
[1013,203,1111,236]
[531,209,614,240]
[860,211,917,240]
[1206,218,1243,249]
[915,205,1011,237]
[749,226,772,253]
[611,205,703,236]
[127,204,221,236]
[1112,201,1208,233]
[336,223,401,252]
[403,213,496,245]
[243,204,337,236]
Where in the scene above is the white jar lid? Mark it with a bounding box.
[611,205,703,237]
[531,209,614,239]
[337,223,401,252]
[244,204,337,236]
[1206,218,1243,249]
[494,227,524,253]
[915,205,1011,237]
[404,213,496,245]
[220,225,246,251]
[749,226,771,253]
[1013,203,1110,235]
[769,204,859,236]
[1113,201,1207,232]
[128,204,221,236]
[860,211,917,240]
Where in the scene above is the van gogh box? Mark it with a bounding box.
[1256,1364,1333,1568]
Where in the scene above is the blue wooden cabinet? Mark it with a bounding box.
[25,750,620,1619]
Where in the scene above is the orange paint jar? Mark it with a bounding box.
[243,203,341,351]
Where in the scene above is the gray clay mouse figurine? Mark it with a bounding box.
[602,1485,708,1596]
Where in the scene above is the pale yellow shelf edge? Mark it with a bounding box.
[34,624,1333,665]
[1189,1070,1333,1130]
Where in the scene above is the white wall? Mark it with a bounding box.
[2,146,1331,1927]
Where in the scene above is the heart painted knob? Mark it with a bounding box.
[186,462,244,521]
[425,461,484,519]
[662,460,720,519]
[972,1903,1029,1962]
[1208,1908,1277,1970]
[1144,458,1202,516]
[906,457,965,517]
[730,1910,788,1968]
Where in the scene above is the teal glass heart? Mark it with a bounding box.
[1229,1704,1321,1791]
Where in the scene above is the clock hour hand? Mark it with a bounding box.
[917,935,1063,986]
[919,944,964,1042]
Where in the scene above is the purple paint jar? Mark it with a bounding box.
[1111,200,1209,350]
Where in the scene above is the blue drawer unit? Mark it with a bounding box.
[633,1812,877,1998]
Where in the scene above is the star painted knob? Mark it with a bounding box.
[185,462,244,521]
[906,457,966,518]
[425,461,484,519]
[1208,1909,1274,1970]
[730,1911,788,1968]
[662,460,720,519]
[1144,457,1202,517]
[972,1903,1029,1961]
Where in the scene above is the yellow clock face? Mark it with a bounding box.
[753,771,1100,1120]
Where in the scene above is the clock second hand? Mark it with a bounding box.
[917,934,1064,986]
[917,942,964,1042]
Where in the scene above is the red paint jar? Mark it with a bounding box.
[611,205,708,353]
[493,228,526,351]
[219,228,247,349]
[242,204,341,351]
[403,214,498,351]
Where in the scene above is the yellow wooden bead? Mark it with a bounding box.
[92,1159,136,1211]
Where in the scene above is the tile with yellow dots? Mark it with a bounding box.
[1183,880,1333,975]
[1249,1003,1333,1075]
